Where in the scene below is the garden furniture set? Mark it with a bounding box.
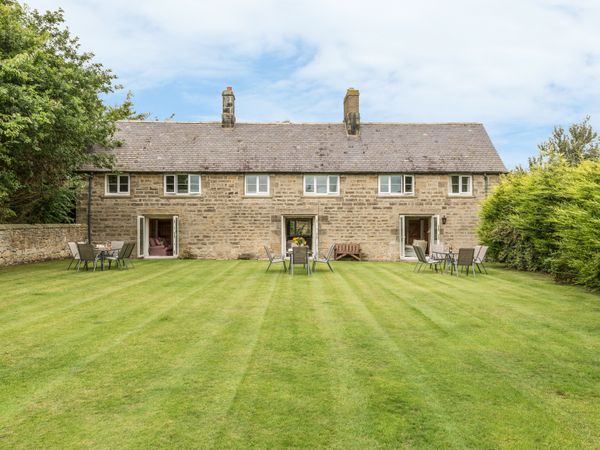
[67,241,136,272]
[413,243,488,276]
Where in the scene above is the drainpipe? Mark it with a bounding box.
[87,173,93,243]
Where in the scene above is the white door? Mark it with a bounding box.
[431,215,441,250]
[172,215,179,257]
[137,215,147,258]
[313,215,319,255]
[399,215,406,258]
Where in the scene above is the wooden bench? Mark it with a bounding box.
[334,243,361,261]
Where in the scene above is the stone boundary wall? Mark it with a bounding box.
[0,224,87,266]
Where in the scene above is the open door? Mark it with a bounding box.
[313,215,319,255]
[399,215,406,259]
[137,215,146,258]
[431,215,441,250]
[172,215,179,257]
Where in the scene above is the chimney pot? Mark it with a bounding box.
[343,88,360,135]
[222,87,235,128]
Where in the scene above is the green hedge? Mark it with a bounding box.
[479,161,600,290]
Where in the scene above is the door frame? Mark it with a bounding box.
[136,214,179,259]
[281,215,318,255]
[399,214,440,259]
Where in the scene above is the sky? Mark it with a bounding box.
[25,0,600,168]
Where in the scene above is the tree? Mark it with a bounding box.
[0,0,145,223]
[529,117,600,168]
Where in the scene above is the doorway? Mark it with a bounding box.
[281,216,318,253]
[399,215,440,259]
[137,215,179,258]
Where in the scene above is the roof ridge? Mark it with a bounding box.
[117,120,484,126]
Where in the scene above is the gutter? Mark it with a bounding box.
[87,173,92,243]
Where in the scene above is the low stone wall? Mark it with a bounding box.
[0,224,87,266]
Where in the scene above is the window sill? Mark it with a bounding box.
[378,194,415,198]
[163,194,202,198]
[103,194,131,198]
[447,193,474,198]
[303,194,341,197]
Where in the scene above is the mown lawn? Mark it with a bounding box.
[0,259,599,449]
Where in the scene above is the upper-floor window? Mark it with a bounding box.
[105,174,129,195]
[165,174,201,195]
[379,175,414,195]
[449,175,472,195]
[304,175,339,196]
[245,175,269,196]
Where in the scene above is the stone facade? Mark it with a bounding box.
[0,224,87,266]
[77,173,499,261]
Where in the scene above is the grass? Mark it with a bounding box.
[0,259,599,449]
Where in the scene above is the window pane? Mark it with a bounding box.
[177,174,188,193]
[404,176,413,193]
[107,175,118,193]
[246,175,257,193]
[461,176,470,193]
[189,175,200,193]
[258,175,269,193]
[119,176,129,193]
[305,176,314,193]
[390,175,402,193]
[451,176,460,193]
[165,175,175,193]
[379,176,389,193]
[316,176,328,193]
[328,176,338,193]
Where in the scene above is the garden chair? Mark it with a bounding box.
[66,241,80,270]
[291,246,311,275]
[76,243,101,272]
[312,244,335,272]
[451,248,476,277]
[474,245,489,274]
[110,241,125,256]
[121,242,136,268]
[264,246,287,272]
[413,239,428,254]
[105,243,131,269]
[413,245,443,273]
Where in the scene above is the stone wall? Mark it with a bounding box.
[0,224,87,266]
[78,173,500,261]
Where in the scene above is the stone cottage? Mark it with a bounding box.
[78,87,506,260]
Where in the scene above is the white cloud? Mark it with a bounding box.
[24,0,600,166]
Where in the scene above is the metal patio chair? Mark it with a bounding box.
[264,246,287,272]
[312,244,335,272]
[76,243,101,272]
[105,243,131,269]
[413,245,443,273]
[291,246,311,275]
[66,241,80,270]
[474,245,489,274]
[451,248,476,277]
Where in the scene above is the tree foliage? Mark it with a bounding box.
[0,0,145,223]
[480,119,600,290]
[529,116,600,168]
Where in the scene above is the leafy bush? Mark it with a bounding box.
[479,161,600,290]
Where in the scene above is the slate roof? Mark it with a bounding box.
[87,121,506,173]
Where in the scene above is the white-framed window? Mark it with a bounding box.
[378,175,414,195]
[105,174,130,195]
[304,175,339,196]
[245,174,270,196]
[164,174,201,195]
[449,175,472,195]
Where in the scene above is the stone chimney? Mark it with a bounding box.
[343,88,360,135]
[221,86,235,128]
